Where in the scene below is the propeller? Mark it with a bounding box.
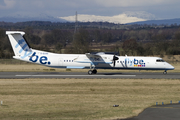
[113,55,119,67]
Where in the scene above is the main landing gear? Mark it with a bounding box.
[88,69,97,75]
[88,63,97,75]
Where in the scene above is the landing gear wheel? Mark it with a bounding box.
[88,69,97,75]
[163,71,167,75]
[92,69,97,74]
[88,70,93,75]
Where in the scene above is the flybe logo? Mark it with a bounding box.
[133,59,145,67]
[29,52,51,65]
[15,39,32,59]
[15,39,51,65]
[125,58,145,67]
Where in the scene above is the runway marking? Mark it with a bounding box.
[16,75,136,77]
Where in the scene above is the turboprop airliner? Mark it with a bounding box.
[6,31,174,75]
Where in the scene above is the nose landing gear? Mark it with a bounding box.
[163,70,167,75]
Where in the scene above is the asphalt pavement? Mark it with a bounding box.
[120,103,180,120]
[0,71,180,79]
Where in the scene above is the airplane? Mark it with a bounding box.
[6,31,174,75]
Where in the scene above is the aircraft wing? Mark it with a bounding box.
[85,53,101,58]
[85,53,113,64]
[73,53,113,65]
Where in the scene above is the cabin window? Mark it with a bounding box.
[156,59,165,62]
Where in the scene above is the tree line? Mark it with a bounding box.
[0,22,180,59]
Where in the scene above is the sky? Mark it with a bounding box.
[0,0,180,20]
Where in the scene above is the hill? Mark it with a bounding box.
[128,18,180,25]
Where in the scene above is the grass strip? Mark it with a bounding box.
[0,78,180,120]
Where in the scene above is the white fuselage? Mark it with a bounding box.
[14,49,174,71]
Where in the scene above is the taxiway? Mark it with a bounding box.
[122,103,180,120]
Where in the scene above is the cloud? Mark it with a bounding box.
[31,1,44,8]
[0,0,6,6]
[94,0,180,7]
[0,0,15,9]
[0,0,180,20]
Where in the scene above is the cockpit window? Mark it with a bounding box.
[156,59,165,62]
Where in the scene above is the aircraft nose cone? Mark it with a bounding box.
[169,64,175,70]
[165,63,174,70]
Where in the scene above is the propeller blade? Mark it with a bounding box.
[113,55,119,67]
[113,60,116,67]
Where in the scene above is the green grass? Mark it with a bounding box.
[0,79,180,120]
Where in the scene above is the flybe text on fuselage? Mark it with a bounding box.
[124,58,146,67]
[29,52,51,65]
